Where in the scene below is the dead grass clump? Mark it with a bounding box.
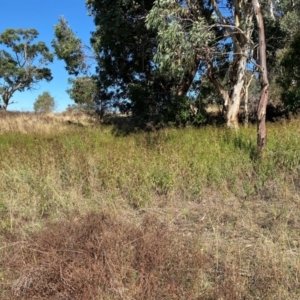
[2,212,211,300]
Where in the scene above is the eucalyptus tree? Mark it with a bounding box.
[147,0,271,149]
[54,4,163,118]
[85,0,168,118]
[278,32,300,113]
[66,76,109,116]
[52,17,107,115]
[0,29,53,110]
[275,0,300,113]
[53,1,196,122]
[33,91,55,113]
[52,17,88,76]
[54,0,271,142]
[147,0,256,129]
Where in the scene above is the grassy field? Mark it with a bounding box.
[0,112,299,299]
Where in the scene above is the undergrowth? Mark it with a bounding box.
[0,113,299,299]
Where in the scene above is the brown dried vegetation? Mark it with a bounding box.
[0,111,96,134]
[2,192,299,300]
[3,212,212,300]
[0,112,299,299]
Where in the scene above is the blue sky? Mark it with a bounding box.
[0,0,94,112]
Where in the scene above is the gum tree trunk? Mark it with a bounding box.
[206,60,230,108]
[252,0,269,150]
[226,47,248,128]
[209,0,253,129]
[226,2,253,129]
[244,73,254,127]
[177,58,200,97]
[1,94,9,111]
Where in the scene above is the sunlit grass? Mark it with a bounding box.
[0,118,299,228]
[0,112,299,299]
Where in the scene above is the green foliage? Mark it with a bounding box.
[162,96,192,126]
[146,0,214,80]
[67,76,109,116]
[278,33,300,112]
[0,28,53,110]
[1,121,300,214]
[86,0,157,101]
[33,91,55,113]
[50,0,300,127]
[86,0,200,121]
[129,83,158,118]
[162,95,208,126]
[1,121,300,298]
[276,0,300,39]
[260,0,300,111]
[276,0,300,113]
[56,1,224,125]
[128,83,207,126]
[67,77,97,106]
[52,17,87,76]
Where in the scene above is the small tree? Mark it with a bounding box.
[0,29,53,110]
[67,76,108,117]
[34,91,55,113]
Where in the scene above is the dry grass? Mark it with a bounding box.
[2,212,212,299]
[0,112,299,299]
[0,111,97,134]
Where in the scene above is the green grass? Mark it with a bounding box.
[0,122,299,228]
[0,116,299,299]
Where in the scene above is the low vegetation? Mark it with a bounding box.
[0,111,95,134]
[0,112,299,299]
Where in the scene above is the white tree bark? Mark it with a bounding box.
[244,73,254,127]
[226,47,248,128]
[226,3,253,128]
[210,0,254,128]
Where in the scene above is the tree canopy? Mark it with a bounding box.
[34,91,55,113]
[52,17,87,76]
[51,0,300,147]
[0,28,53,110]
